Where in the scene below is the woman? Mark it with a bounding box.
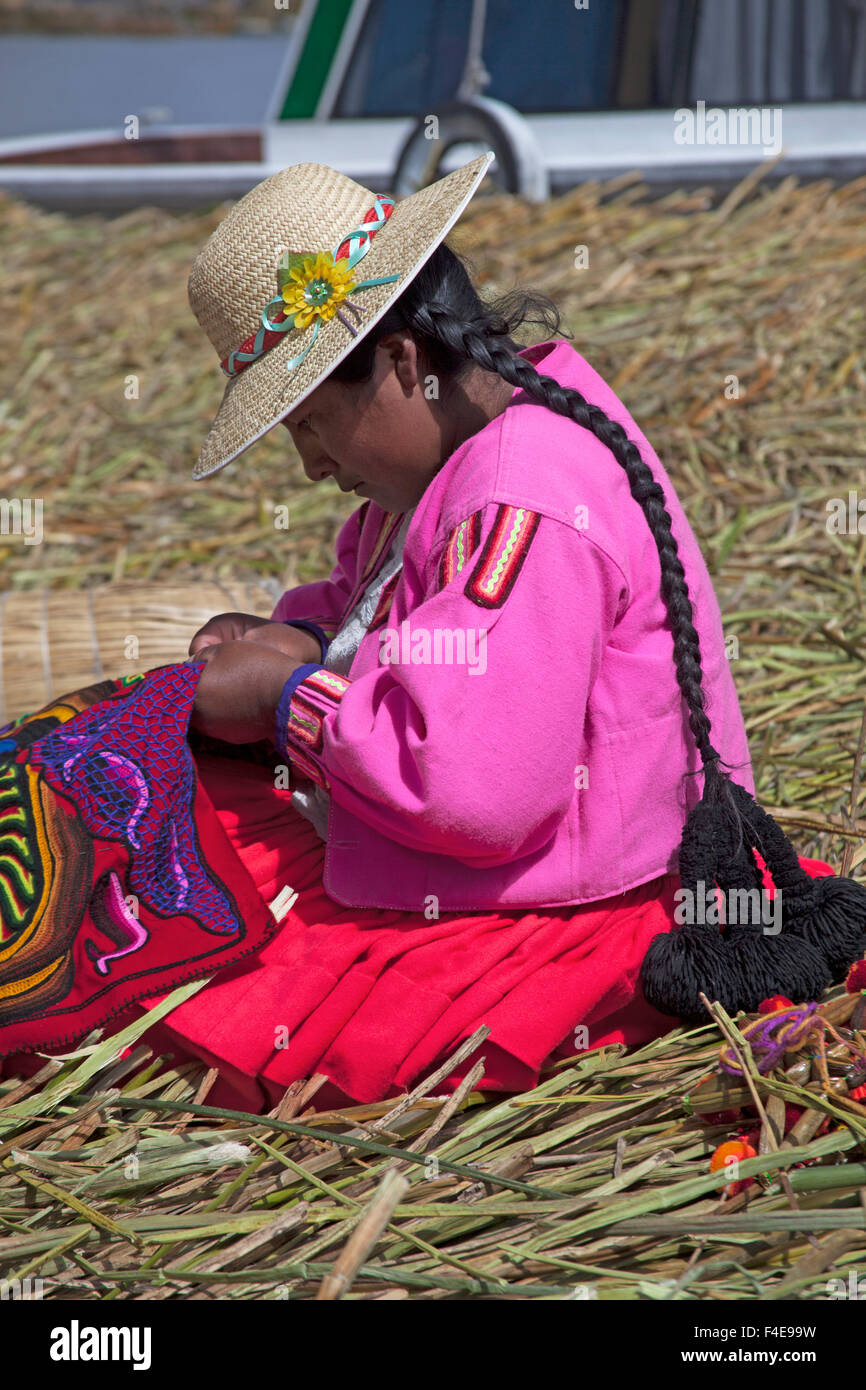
[1,154,863,1112]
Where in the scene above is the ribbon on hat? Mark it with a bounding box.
[221,195,401,380]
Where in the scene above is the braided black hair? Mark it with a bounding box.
[331,243,866,1022]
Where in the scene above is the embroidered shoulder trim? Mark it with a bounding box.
[438,510,483,589]
[464,505,541,609]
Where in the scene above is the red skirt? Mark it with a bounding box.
[2,751,836,1114]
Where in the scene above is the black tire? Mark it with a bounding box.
[392,99,521,197]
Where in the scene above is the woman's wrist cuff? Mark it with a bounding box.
[274,663,324,758]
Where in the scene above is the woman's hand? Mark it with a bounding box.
[188,641,299,744]
[189,611,271,655]
[189,612,322,664]
[239,621,323,663]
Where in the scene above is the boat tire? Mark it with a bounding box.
[391,97,549,202]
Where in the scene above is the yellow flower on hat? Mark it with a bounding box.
[280,251,356,331]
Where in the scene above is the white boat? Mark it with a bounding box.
[1,0,865,209]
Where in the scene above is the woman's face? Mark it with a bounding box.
[282,331,449,514]
[282,331,511,514]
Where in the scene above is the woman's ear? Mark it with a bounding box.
[379,331,421,396]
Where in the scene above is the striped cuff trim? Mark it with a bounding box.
[275,665,352,789]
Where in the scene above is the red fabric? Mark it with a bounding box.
[0,751,836,1114]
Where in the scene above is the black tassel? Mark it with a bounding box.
[783,874,866,978]
[726,781,866,979]
[639,766,863,1022]
[640,925,734,1022]
[641,924,830,1023]
[720,928,831,1016]
[676,776,743,892]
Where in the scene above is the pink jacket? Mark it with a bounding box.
[271,339,754,911]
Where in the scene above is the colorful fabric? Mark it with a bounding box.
[0,666,279,1058]
[269,340,756,912]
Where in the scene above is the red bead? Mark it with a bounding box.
[757,995,794,1013]
[845,958,866,993]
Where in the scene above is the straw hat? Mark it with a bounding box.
[188,150,495,479]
